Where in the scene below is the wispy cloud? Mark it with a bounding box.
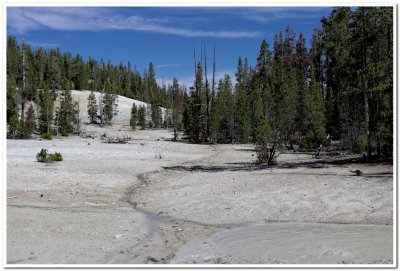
[7,7,260,38]
[156,64,184,69]
[27,40,60,48]
[239,7,332,24]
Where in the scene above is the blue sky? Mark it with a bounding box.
[7,6,333,87]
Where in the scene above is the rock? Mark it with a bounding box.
[350,169,363,176]
[147,256,159,262]
[114,234,122,239]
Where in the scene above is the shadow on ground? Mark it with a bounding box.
[163,156,392,177]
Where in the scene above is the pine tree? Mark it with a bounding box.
[138,105,146,130]
[301,65,326,149]
[150,101,162,128]
[294,33,309,136]
[183,91,195,140]
[87,90,98,123]
[310,27,325,87]
[57,89,76,135]
[39,86,54,135]
[171,78,184,133]
[234,57,251,143]
[24,104,36,137]
[7,75,18,126]
[102,89,118,125]
[130,103,138,130]
[211,75,234,143]
[321,7,352,140]
[7,36,21,84]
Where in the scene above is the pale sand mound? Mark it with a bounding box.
[71,90,166,125]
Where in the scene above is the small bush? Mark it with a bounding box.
[36,148,49,162]
[36,148,63,163]
[40,133,53,140]
[355,136,367,154]
[49,152,63,161]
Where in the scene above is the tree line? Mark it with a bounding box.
[6,7,392,162]
[6,35,180,137]
[183,7,393,162]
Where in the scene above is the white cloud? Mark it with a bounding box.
[27,40,60,48]
[7,7,260,38]
[240,7,331,24]
[156,64,184,69]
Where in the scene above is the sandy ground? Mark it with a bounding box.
[6,126,393,265]
[6,94,394,265]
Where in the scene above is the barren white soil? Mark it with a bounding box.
[6,92,393,265]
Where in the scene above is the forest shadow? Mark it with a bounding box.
[163,156,392,175]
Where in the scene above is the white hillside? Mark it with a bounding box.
[71,90,167,125]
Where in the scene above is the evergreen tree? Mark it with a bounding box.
[255,117,274,164]
[102,88,118,125]
[171,78,184,133]
[8,114,20,139]
[294,33,309,136]
[7,75,18,125]
[57,89,76,135]
[39,86,54,135]
[183,91,195,140]
[310,27,325,87]
[7,36,21,83]
[349,7,393,158]
[138,105,146,130]
[321,7,352,140]
[130,103,138,130]
[24,104,36,137]
[47,48,62,95]
[234,57,251,143]
[301,65,326,149]
[87,90,98,123]
[150,101,162,128]
[211,75,234,143]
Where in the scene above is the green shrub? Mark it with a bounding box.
[49,152,63,161]
[298,137,312,152]
[36,148,63,163]
[36,148,49,162]
[355,136,367,154]
[40,133,53,140]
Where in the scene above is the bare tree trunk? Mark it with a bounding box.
[361,8,371,160]
[363,78,371,159]
[21,41,26,121]
[268,141,277,165]
[204,43,210,141]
